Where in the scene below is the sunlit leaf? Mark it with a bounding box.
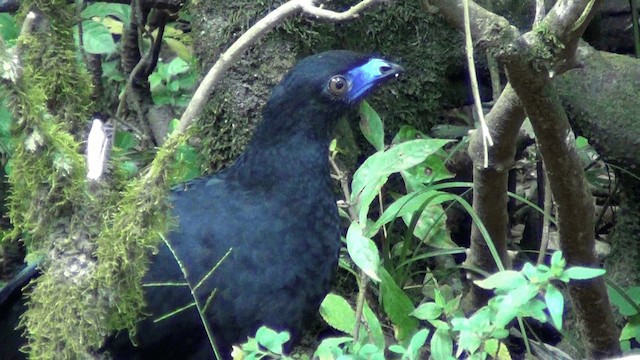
[319,293,355,334]
[346,223,380,281]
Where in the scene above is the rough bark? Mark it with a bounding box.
[430,0,620,357]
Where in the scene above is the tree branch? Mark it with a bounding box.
[177,0,385,133]
[431,0,620,357]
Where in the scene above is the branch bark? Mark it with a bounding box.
[430,0,620,357]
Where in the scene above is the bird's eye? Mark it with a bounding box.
[327,75,348,96]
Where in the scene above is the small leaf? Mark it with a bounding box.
[550,251,564,268]
[411,302,442,321]
[255,326,289,354]
[562,266,606,280]
[346,223,381,281]
[545,283,564,329]
[319,293,356,334]
[474,271,526,291]
[359,101,385,151]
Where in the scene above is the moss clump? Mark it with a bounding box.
[93,134,181,334]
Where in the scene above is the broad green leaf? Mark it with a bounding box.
[545,284,564,329]
[75,21,116,54]
[379,267,418,341]
[82,3,131,23]
[431,327,454,360]
[474,271,526,292]
[607,286,640,316]
[563,266,606,280]
[346,223,381,281]
[351,139,451,223]
[319,293,356,334]
[359,101,384,151]
[411,302,442,321]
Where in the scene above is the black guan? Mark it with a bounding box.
[0,50,403,359]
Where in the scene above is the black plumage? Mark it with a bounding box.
[1,50,403,359]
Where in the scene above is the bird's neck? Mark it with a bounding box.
[229,129,333,190]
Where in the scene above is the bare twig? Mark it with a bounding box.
[177,0,384,133]
[329,155,369,342]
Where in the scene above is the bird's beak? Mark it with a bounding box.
[345,57,404,102]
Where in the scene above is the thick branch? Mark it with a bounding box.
[431,0,620,356]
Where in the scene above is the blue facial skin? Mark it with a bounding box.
[345,58,403,102]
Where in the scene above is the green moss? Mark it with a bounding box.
[190,1,463,170]
[94,133,182,334]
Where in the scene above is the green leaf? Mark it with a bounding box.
[255,326,289,354]
[607,286,640,316]
[359,101,385,151]
[346,222,381,281]
[406,329,429,359]
[0,14,19,42]
[402,201,457,249]
[363,300,385,349]
[82,3,131,23]
[563,266,606,280]
[550,251,564,268]
[411,302,442,321]
[166,57,190,76]
[319,293,356,334]
[119,161,138,178]
[370,190,453,237]
[431,327,454,360]
[164,37,193,62]
[75,21,116,54]
[474,270,526,291]
[545,283,564,329]
[114,131,138,150]
[379,267,418,341]
[620,314,640,341]
[351,139,451,224]
[313,337,352,359]
[401,155,455,192]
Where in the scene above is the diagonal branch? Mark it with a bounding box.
[177,0,385,133]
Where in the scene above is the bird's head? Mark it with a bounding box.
[259,51,404,142]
